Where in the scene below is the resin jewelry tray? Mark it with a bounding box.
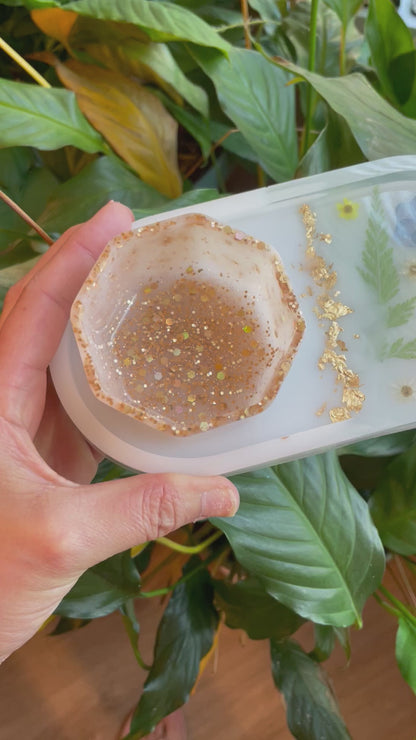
[50,156,416,475]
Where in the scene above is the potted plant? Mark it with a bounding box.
[0,0,415,737]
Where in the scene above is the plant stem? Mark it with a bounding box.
[0,36,51,88]
[0,190,54,245]
[120,601,152,671]
[156,530,222,555]
[301,0,319,157]
[339,24,346,75]
[241,0,251,49]
[139,546,226,599]
[379,584,416,627]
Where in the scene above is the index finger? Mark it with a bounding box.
[0,201,133,433]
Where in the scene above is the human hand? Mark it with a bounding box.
[0,202,239,662]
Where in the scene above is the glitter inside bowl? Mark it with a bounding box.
[70,213,305,435]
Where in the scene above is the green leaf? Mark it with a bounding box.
[382,337,416,360]
[38,156,167,234]
[270,639,351,739]
[279,60,416,159]
[63,0,230,52]
[386,297,416,328]
[339,430,416,457]
[214,576,304,640]
[92,457,135,483]
[161,96,211,159]
[127,559,218,738]
[357,188,399,304]
[366,0,415,107]
[310,624,350,663]
[56,551,141,618]
[389,52,416,116]
[50,616,91,635]
[396,616,416,694]
[213,452,385,627]
[369,445,416,555]
[297,108,365,177]
[132,188,220,220]
[323,0,363,28]
[0,79,105,153]
[193,46,298,182]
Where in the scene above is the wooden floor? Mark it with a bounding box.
[1,572,415,740]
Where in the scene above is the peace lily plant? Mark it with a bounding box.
[1,0,416,737]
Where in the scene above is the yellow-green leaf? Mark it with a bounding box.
[55,60,182,198]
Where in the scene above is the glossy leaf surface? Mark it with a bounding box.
[194,46,298,182]
[271,639,351,739]
[281,60,416,159]
[369,446,416,555]
[0,79,104,153]
[396,616,416,694]
[214,576,304,640]
[127,560,218,738]
[56,551,141,619]
[213,453,385,627]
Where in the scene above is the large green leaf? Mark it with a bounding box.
[213,452,385,627]
[193,46,298,182]
[366,0,416,110]
[270,639,351,739]
[280,60,416,159]
[62,0,230,52]
[396,615,416,694]
[56,551,141,618]
[0,79,105,152]
[214,576,304,640]
[339,430,416,457]
[322,0,362,28]
[132,188,221,220]
[38,155,167,234]
[297,107,365,177]
[369,445,416,555]
[127,559,218,739]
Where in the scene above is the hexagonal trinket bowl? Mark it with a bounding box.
[70,213,305,436]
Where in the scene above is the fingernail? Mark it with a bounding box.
[199,485,240,520]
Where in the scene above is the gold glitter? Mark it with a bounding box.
[300,203,364,423]
[166,318,174,326]
[343,387,365,411]
[353,334,360,339]
[327,322,341,347]
[401,385,414,398]
[217,371,226,380]
[123,357,131,367]
[187,370,196,379]
[316,296,353,321]
[329,407,351,423]
[187,394,196,403]
[315,402,327,417]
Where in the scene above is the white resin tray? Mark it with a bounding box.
[50,156,416,475]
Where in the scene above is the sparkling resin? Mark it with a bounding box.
[71,213,305,435]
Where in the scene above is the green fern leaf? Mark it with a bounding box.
[386,297,416,328]
[357,188,399,303]
[382,337,416,360]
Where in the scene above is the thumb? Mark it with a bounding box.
[57,473,239,572]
